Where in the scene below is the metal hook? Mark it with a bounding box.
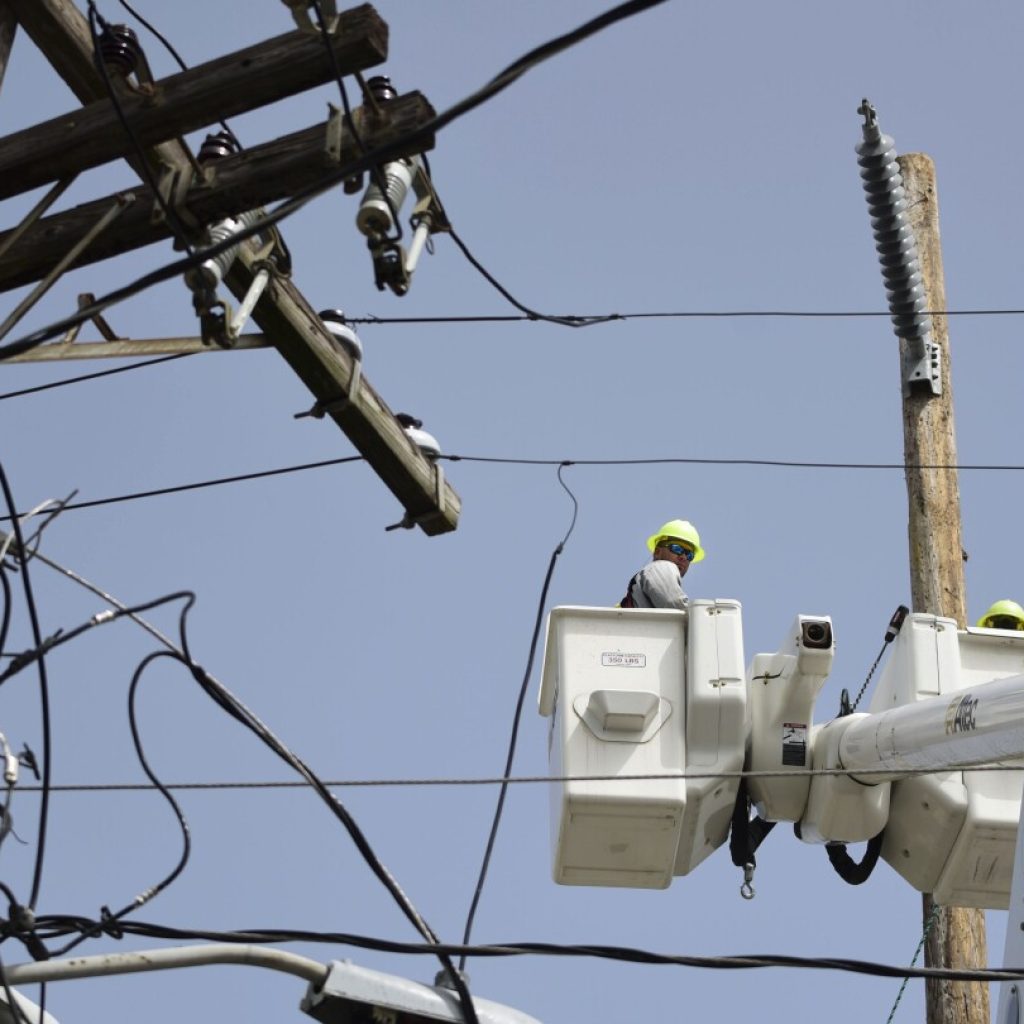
[740,862,756,900]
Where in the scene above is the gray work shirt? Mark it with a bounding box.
[624,560,688,611]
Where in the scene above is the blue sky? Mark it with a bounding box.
[2,1,1024,1022]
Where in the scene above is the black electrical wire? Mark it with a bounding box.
[446,223,618,328]
[0,354,191,403]
[11,760,1018,796]
[17,916,1024,984]
[348,308,1024,324]
[143,595,476,1020]
[115,0,241,150]
[0,0,669,361]
[86,1,195,255]
[0,567,12,660]
[2,450,1023,526]
[459,464,578,970]
[0,591,195,687]
[0,455,364,522]
[4,307,1023,398]
[50,647,193,958]
[442,454,1024,470]
[0,463,52,913]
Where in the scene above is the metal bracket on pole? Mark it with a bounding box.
[282,0,339,34]
[152,162,199,230]
[59,292,122,345]
[904,336,942,397]
[325,102,367,165]
[225,242,278,342]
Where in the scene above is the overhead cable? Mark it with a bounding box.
[460,464,578,968]
[15,762,1019,795]
[18,917,1024,984]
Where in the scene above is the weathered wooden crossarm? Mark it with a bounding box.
[0,93,435,293]
[228,247,461,535]
[0,3,388,200]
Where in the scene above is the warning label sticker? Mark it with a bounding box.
[782,722,807,767]
[601,652,646,668]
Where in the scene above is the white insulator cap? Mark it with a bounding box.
[404,425,441,460]
[318,309,363,362]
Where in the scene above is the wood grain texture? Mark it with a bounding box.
[898,152,988,1024]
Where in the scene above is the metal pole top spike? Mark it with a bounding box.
[858,98,881,141]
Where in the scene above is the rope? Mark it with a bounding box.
[884,903,942,1023]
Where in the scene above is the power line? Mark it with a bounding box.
[2,450,1022,524]
[20,917,1024,984]
[0,455,364,521]
[445,454,1024,470]
[348,307,1024,325]
[0,354,191,402]
[15,762,1018,794]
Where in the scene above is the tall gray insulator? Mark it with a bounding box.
[356,158,416,240]
[185,209,263,291]
[856,99,940,395]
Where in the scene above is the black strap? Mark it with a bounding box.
[729,779,777,868]
[825,831,884,885]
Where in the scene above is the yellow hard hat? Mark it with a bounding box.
[977,599,1024,630]
[646,519,705,562]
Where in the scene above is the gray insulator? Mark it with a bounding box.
[185,210,262,291]
[856,104,932,348]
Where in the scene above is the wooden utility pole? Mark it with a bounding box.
[898,152,988,1024]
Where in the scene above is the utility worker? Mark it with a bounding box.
[619,519,705,610]
[976,599,1024,631]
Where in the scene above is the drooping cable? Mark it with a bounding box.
[446,224,618,327]
[0,464,52,913]
[0,566,12,660]
[51,647,194,958]
[824,833,884,885]
[459,464,578,969]
[155,596,477,1022]
[0,591,196,688]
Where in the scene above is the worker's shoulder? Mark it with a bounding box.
[640,559,679,585]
